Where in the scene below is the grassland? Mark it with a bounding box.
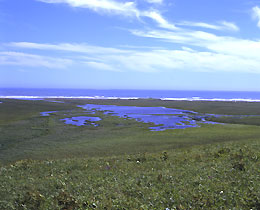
[0,99,259,209]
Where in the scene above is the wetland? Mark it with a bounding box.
[0,98,259,209]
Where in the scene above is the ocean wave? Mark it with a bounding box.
[1,95,260,102]
[160,97,260,102]
[0,96,139,100]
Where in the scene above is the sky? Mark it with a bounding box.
[1,0,260,91]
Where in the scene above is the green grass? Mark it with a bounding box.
[0,99,260,209]
[0,99,75,124]
[0,139,259,209]
[209,116,260,126]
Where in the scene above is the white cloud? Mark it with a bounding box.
[36,0,241,35]
[252,6,260,28]
[143,11,177,30]
[37,0,139,16]
[37,0,240,32]
[177,21,239,31]
[37,0,177,30]
[5,42,260,74]
[131,29,219,46]
[84,61,119,71]
[131,28,260,60]
[101,48,260,73]
[8,42,131,54]
[0,51,72,68]
[220,21,239,31]
[145,0,163,4]
[178,21,221,30]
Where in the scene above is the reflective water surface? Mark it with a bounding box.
[80,104,219,131]
[60,116,101,126]
[40,111,57,116]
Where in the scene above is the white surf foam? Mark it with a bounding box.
[160,97,260,102]
[1,95,260,102]
[0,96,139,100]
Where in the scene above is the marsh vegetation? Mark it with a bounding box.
[0,99,259,209]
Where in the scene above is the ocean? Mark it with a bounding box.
[1,88,260,102]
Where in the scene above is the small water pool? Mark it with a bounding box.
[40,111,57,116]
[60,116,101,126]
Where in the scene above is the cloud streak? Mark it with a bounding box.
[37,0,139,16]
[131,28,260,60]
[252,6,260,28]
[0,51,73,69]
[4,41,260,74]
[177,21,239,31]
[36,0,177,30]
[36,0,239,33]
[84,61,119,71]
[145,0,163,4]
[143,11,177,30]
[8,42,131,54]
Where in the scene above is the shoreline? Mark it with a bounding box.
[1,95,260,102]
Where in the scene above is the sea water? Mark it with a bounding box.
[1,88,260,101]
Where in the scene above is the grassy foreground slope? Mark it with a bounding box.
[0,99,260,209]
[0,140,259,209]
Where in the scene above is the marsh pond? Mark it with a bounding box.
[78,104,220,131]
[40,104,220,131]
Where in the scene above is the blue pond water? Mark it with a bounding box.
[61,116,101,126]
[80,104,218,131]
[40,111,57,116]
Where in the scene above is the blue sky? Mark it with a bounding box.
[1,0,260,90]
